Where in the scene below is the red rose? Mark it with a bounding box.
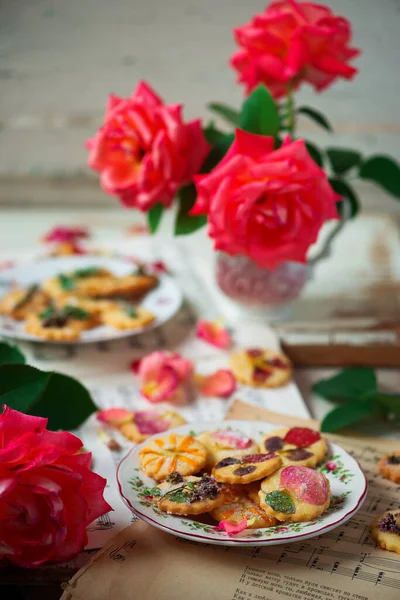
[0,406,112,567]
[231,0,360,98]
[86,81,210,211]
[191,129,339,269]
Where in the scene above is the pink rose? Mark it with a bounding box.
[192,129,339,269]
[86,81,210,211]
[138,351,193,403]
[231,0,360,98]
[0,406,112,567]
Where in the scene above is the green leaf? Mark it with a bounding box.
[202,125,234,173]
[208,103,240,127]
[58,274,75,290]
[313,367,377,403]
[359,155,400,200]
[329,178,360,218]
[375,393,400,417]
[62,306,90,320]
[321,399,378,433]
[297,106,333,133]
[265,491,295,514]
[147,203,164,234]
[0,342,26,366]
[305,141,324,167]
[73,267,102,279]
[40,306,56,320]
[0,364,97,430]
[239,85,280,136]
[326,148,362,175]
[174,184,207,236]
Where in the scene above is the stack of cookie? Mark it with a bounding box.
[0,265,158,340]
[139,426,332,530]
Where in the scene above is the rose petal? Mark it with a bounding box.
[198,369,237,398]
[140,367,180,403]
[0,405,47,448]
[96,408,134,427]
[196,319,232,349]
[213,519,248,535]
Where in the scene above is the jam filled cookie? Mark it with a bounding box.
[230,348,292,388]
[212,453,282,485]
[101,304,155,330]
[196,429,259,470]
[140,433,207,481]
[0,286,50,321]
[120,410,186,443]
[259,466,331,523]
[371,510,400,554]
[378,451,400,484]
[260,427,327,467]
[156,473,224,515]
[211,485,276,528]
[25,305,98,341]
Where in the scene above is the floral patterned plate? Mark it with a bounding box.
[117,420,367,546]
[0,256,182,344]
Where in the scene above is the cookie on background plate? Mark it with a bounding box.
[101,304,155,330]
[0,286,50,321]
[211,485,276,528]
[230,348,292,388]
[140,433,207,481]
[371,510,400,554]
[197,429,259,470]
[378,451,400,483]
[212,453,282,485]
[260,427,328,467]
[25,305,98,341]
[259,466,331,523]
[121,410,186,443]
[156,473,224,515]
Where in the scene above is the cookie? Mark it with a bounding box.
[259,466,331,523]
[196,429,259,470]
[101,304,155,330]
[211,485,276,528]
[260,427,327,467]
[378,451,400,484]
[156,473,224,515]
[43,267,114,299]
[230,348,292,388]
[212,453,282,485]
[140,433,207,481]
[107,273,158,300]
[0,286,50,321]
[119,410,186,443]
[25,304,98,341]
[371,510,400,554]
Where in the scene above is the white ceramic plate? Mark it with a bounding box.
[117,420,367,547]
[0,255,182,344]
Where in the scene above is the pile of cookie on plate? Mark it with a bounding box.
[0,265,158,341]
[139,426,332,530]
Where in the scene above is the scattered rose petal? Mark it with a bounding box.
[213,519,247,535]
[150,261,168,274]
[96,408,133,427]
[42,226,89,244]
[133,410,170,434]
[198,369,236,398]
[196,319,232,349]
[130,359,142,374]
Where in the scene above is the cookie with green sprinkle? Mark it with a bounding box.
[156,474,224,516]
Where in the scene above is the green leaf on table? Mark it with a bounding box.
[329,178,360,218]
[174,184,207,236]
[239,85,280,136]
[313,367,377,403]
[305,141,324,167]
[297,106,333,133]
[208,103,240,127]
[359,155,400,199]
[147,203,164,234]
[326,148,362,175]
[0,364,98,430]
[0,342,26,366]
[321,399,378,433]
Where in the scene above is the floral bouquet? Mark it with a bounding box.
[87,1,400,287]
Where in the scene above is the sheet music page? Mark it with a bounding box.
[61,401,400,600]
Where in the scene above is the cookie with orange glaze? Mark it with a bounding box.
[140,433,207,481]
[211,485,276,528]
[230,348,292,388]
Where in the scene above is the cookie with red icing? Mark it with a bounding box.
[197,429,259,470]
[230,348,292,388]
[260,427,327,467]
[212,453,282,485]
[259,466,331,523]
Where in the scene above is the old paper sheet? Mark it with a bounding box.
[61,400,400,600]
